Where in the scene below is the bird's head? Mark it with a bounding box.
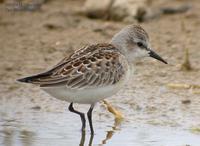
[111,25,167,64]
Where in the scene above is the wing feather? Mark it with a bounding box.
[21,44,128,89]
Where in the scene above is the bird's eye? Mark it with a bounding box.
[137,42,144,47]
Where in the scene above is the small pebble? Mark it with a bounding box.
[31,106,41,110]
[181,99,191,104]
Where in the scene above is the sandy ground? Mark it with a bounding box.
[0,0,200,146]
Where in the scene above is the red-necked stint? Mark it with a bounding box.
[18,25,167,134]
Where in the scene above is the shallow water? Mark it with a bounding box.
[0,107,200,146]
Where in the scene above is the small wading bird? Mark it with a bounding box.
[18,25,167,134]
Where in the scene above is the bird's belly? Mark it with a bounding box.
[42,83,124,104]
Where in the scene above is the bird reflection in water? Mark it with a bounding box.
[101,117,122,145]
[79,117,122,146]
[79,131,94,146]
[79,100,123,146]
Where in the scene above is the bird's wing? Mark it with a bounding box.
[18,44,128,89]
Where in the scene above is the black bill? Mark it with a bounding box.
[148,49,168,64]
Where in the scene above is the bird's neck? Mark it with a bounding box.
[111,33,137,63]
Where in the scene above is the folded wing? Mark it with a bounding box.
[18,44,127,89]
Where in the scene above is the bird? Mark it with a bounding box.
[17,25,167,134]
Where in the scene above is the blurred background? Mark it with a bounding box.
[0,0,200,146]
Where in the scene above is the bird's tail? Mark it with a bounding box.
[17,71,52,84]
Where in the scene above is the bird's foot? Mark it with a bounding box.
[102,100,124,120]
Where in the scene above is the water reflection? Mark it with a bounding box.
[79,131,94,146]
[101,118,122,145]
[0,118,121,146]
[20,130,35,146]
[1,113,200,146]
[2,128,14,146]
[79,117,122,146]
[79,132,94,146]
[1,127,35,146]
[79,131,86,146]
[88,133,94,146]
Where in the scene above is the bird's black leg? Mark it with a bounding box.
[68,102,86,131]
[87,104,95,135]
